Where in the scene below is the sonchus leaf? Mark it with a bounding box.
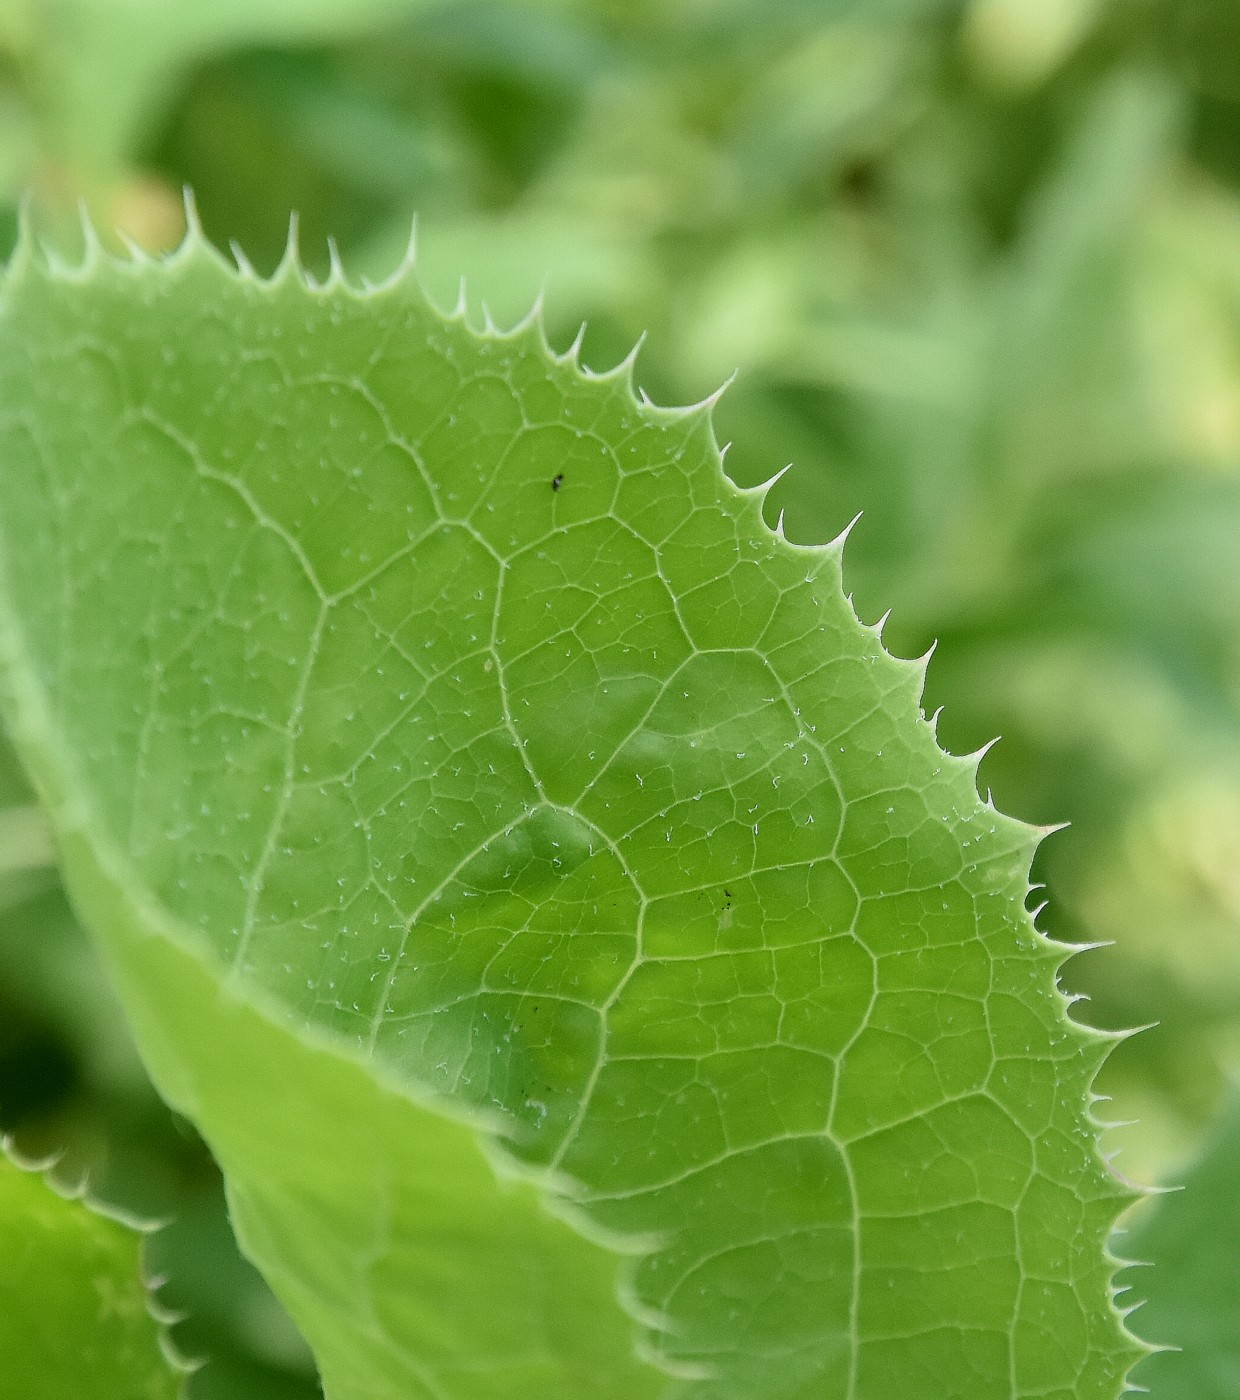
[0,1145,184,1400]
[1125,1093,1240,1399]
[0,218,1145,1398]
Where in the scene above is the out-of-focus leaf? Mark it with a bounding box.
[1125,1093,1240,1399]
[963,0,1104,90]
[0,1144,185,1399]
[14,0,438,175]
[990,69,1185,486]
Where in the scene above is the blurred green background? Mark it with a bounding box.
[0,0,1238,1393]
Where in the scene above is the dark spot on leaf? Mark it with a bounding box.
[551,473,563,491]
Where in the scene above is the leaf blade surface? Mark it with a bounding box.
[0,230,1142,1397]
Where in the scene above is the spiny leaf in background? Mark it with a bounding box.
[0,1141,187,1400]
[0,211,1145,1397]
[1123,1090,1240,1400]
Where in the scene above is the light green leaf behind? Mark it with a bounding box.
[1125,1092,1240,1400]
[0,223,1143,1397]
[0,1144,184,1400]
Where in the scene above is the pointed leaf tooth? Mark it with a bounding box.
[703,368,738,409]
[325,236,347,289]
[1117,1296,1152,1326]
[451,274,469,319]
[179,185,204,246]
[1143,1178,1184,1199]
[607,329,647,388]
[509,286,547,338]
[824,509,864,560]
[74,198,104,273]
[563,319,588,364]
[364,215,418,295]
[1054,937,1114,964]
[1097,1116,1142,1133]
[908,638,937,697]
[1102,1019,1159,1044]
[399,212,419,277]
[965,734,1001,770]
[229,239,257,279]
[273,209,302,282]
[117,229,152,264]
[736,462,794,518]
[756,462,792,503]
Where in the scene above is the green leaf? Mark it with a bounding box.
[0,1144,184,1399]
[0,221,1143,1397]
[19,0,435,174]
[1124,1092,1240,1399]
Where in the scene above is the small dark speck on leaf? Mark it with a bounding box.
[552,473,564,491]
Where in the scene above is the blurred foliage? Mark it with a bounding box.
[0,0,1238,1391]
[1125,1086,1240,1399]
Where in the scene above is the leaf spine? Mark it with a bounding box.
[325,236,347,290]
[274,210,302,283]
[180,185,204,245]
[229,239,257,280]
[451,275,469,321]
[826,510,863,557]
[563,320,588,365]
[117,230,152,264]
[509,286,547,340]
[597,329,646,388]
[752,462,792,505]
